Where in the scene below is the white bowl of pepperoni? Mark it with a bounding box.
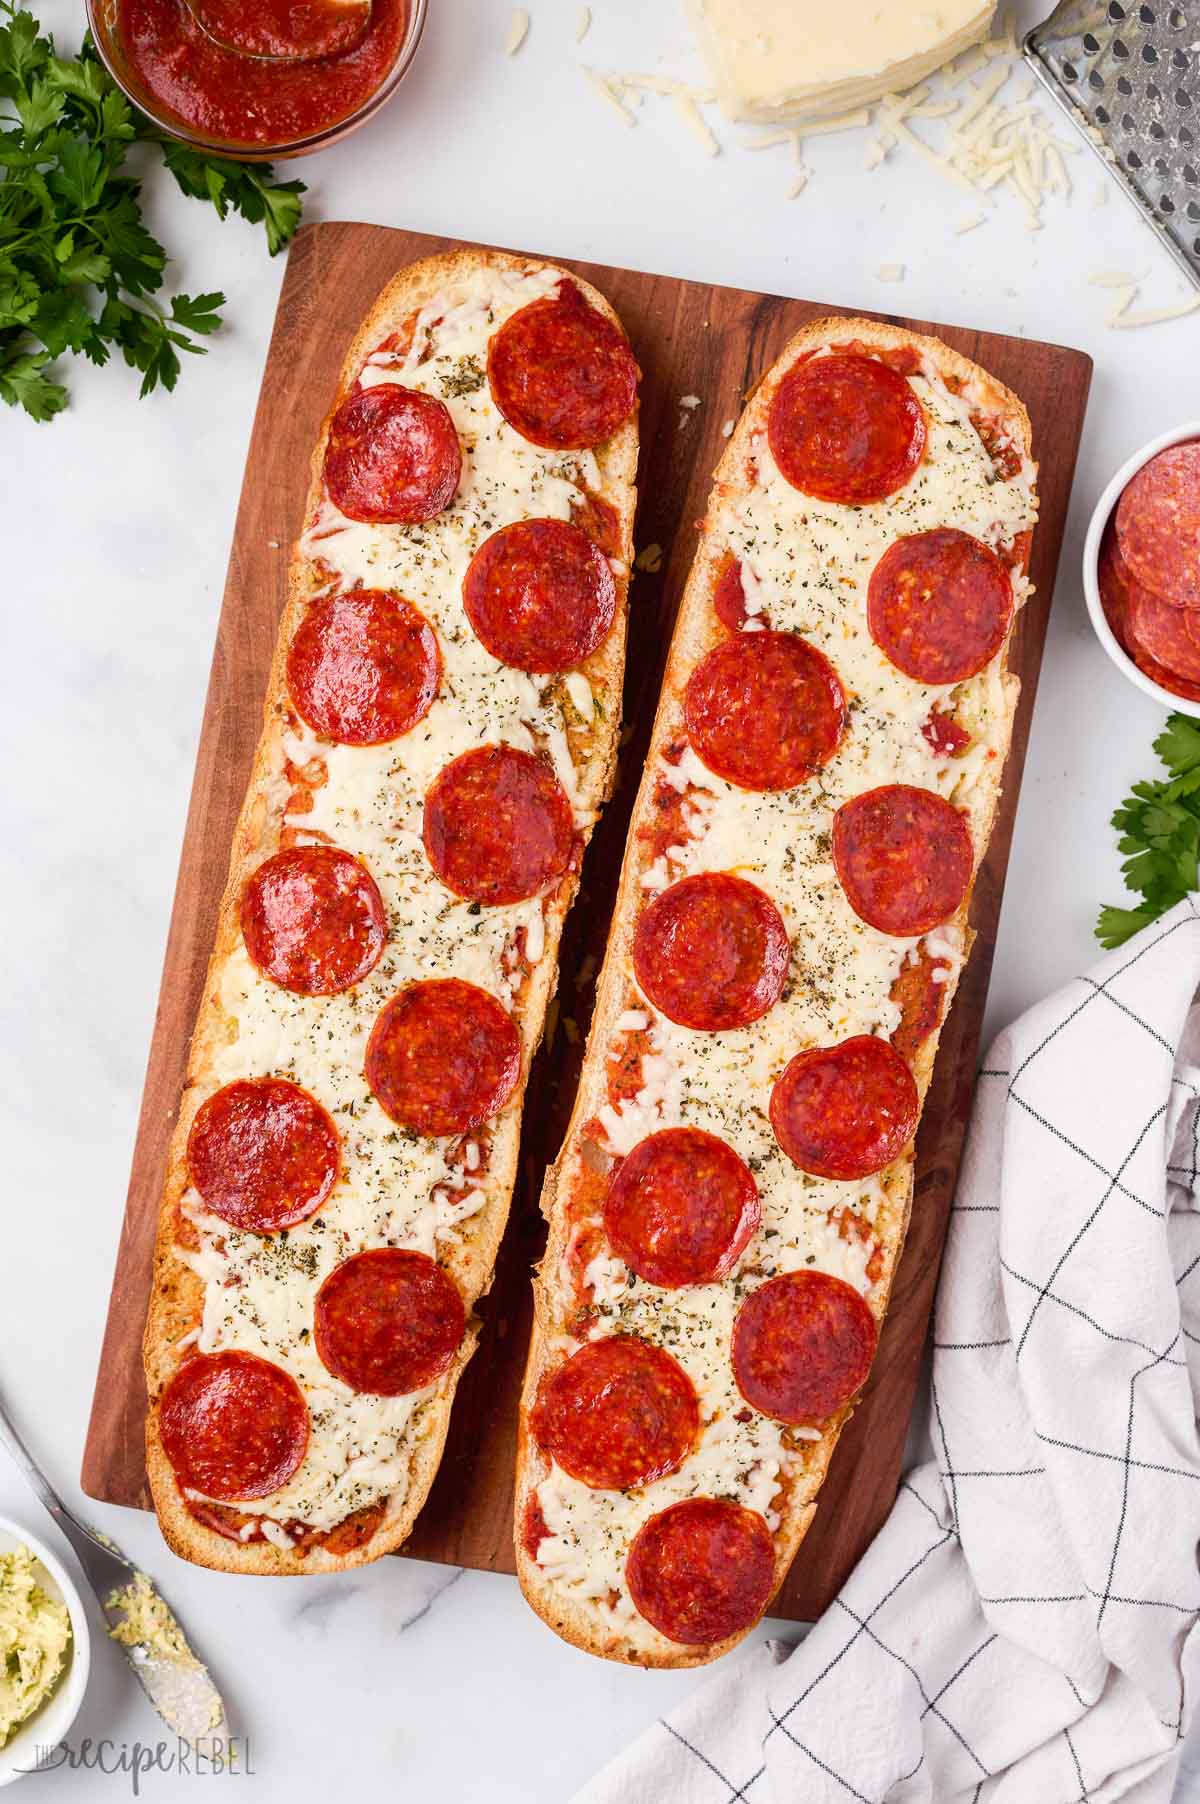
[1084,422,1200,716]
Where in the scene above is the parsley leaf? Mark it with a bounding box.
[157,138,306,255]
[169,289,223,335]
[0,341,64,416]
[1097,714,1200,947]
[0,3,306,420]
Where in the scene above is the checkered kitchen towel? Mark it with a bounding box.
[576,899,1200,1804]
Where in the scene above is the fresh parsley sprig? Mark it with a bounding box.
[0,2,305,420]
[1097,714,1200,948]
[152,134,305,257]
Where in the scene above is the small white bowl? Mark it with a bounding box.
[1083,419,1200,719]
[0,1516,91,1788]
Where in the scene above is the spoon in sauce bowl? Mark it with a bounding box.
[183,0,373,61]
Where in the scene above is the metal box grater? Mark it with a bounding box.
[1025,0,1200,289]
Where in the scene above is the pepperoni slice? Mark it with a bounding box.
[921,709,971,758]
[684,632,846,792]
[732,1270,877,1424]
[713,555,751,631]
[241,846,386,996]
[603,1127,760,1287]
[632,873,789,1032]
[187,1078,339,1233]
[530,1336,699,1490]
[1098,518,1134,653]
[365,978,520,1136]
[767,352,927,505]
[286,591,440,746]
[1116,441,1200,608]
[159,1350,309,1501]
[626,1499,776,1646]
[423,744,575,906]
[1129,647,1200,703]
[314,1249,465,1396]
[770,1035,919,1180]
[324,384,461,525]
[487,281,639,451]
[190,0,371,59]
[1101,525,1200,697]
[833,784,973,937]
[463,518,617,672]
[1124,569,1200,682]
[868,528,1012,684]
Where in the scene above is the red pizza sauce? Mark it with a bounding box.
[188,1496,386,1556]
[521,1493,551,1562]
[190,0,371,59]
[112,0,410,151]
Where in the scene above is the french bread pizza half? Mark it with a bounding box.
[143,248,639,1573]
[515,316,1037,1666]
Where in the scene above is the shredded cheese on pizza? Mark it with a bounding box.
[526,341,1036,1654]
[169,265,624,1540]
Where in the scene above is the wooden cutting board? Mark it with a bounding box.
[81,221,1092,1622]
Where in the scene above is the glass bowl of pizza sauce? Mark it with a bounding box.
[1084,421,1200,719]
[86,0,426,159]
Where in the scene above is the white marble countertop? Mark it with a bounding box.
[3,0,1197,1795]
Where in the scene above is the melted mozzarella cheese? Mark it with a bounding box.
[534,350,1036,1652]
[177,265,616,1533]
[536,1290,783,1622]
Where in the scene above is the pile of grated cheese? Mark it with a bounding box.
[497,5,1198,331]
[585,15,1083,231]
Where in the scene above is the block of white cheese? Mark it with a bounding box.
[686,0,997,124]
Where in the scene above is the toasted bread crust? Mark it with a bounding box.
[143,249,638,1574]
[514,315,1034,1663]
